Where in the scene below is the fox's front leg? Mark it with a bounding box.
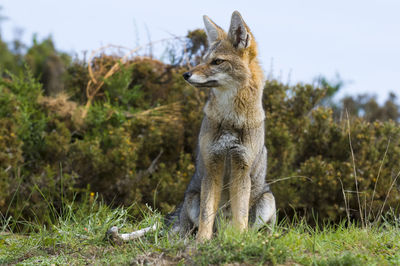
[230,168,251,231]
[197,165,223,242]
[230,145,252,231]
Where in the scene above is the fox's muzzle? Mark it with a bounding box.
[183,72,192,80]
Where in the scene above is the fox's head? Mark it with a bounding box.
[183,11,261,90]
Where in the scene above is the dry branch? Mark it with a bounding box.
[82,37,187,119]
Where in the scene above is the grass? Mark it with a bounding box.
[1,197,400,265]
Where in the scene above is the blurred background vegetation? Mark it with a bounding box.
[0,19,399,231]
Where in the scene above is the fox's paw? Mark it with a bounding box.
[105,226,123,245]
[229,144,250,167]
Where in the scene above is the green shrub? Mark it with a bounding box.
[264,80,400,223]
[0,34,399,228]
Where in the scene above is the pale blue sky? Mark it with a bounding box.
[1,0,399,103]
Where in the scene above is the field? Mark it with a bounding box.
[1,19,400,266]
[1,198,400,265]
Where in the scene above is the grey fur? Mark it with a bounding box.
[168,116,276,237]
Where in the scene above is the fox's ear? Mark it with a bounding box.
[203,15,225,44]
[228,11,251,49]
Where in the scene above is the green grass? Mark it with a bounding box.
[1,198,400,265]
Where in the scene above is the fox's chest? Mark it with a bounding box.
[204,88,247,127]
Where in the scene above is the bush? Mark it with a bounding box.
[0,33,399,228]
[264,80,400,223]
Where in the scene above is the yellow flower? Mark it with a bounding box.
[90,192,95,197]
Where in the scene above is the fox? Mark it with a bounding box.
[107,10,276,243]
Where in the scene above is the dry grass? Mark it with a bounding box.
[83,37,187,119]
[37,92,84,127]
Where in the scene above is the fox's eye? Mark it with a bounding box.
[211,58,224,65]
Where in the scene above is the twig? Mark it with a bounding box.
[368,137,390,221]
[266,175,313,185]
[135,149,164,182]
[147,149,164,175]
[337,177,351,222]
[374,168,400,225]
[346,109,364,227]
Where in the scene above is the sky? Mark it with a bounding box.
[1,0,399,103]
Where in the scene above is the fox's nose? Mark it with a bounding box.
[183,72,192,80]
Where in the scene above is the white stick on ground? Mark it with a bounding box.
[107,223,158,243]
